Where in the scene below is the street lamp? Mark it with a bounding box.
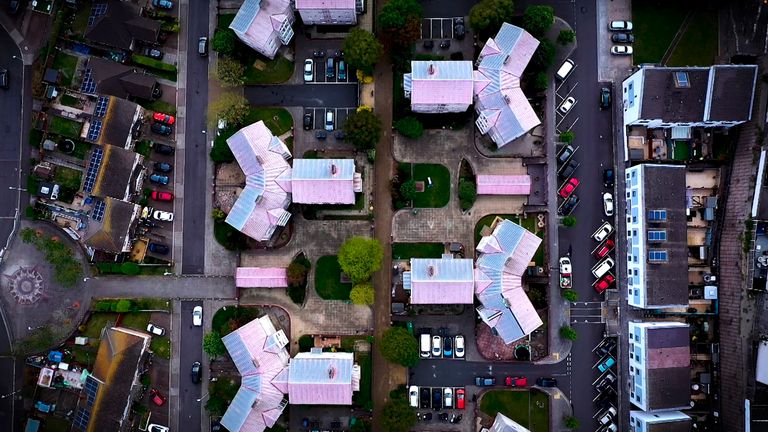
[196,393,209,403]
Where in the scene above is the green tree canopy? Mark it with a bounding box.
[379,0,423,54]
[530,38,556,71]
[379,0,423,31]
[399,179,417,202]
[343,109,382,150]
[394,117,423,139]
[560,130,575,143]
[203,331,227,357]
[217,57,245,87]
[115,299,133,313]
[209,92,250,126]
[350,283,375,305]
[562,289,578,302]
[564,415,580,429]
[458,179,477,211]
[469,0,515,36]
[380,327,419,367]
[287,257,311,287]
[534,72,548,91]
[343,29,382,74]
[560,325,578,340]
[338,237,384,283]
[562,215,577,227]
[212,29,237,56]
[381,396,417,432]
[522,5,555,38]
[557,29,576,45]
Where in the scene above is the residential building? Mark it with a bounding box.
[295,0,357,25]
[402,256,475,304]
[85,95,143,148]
[287,349,360,405]
[403,61,474,113]
[230,0,295,60]
[72,327,151,432]
[476,175,531,195]
[627,321,691,412]
[625,164,688,309]
[475,218,543,344]
[82,144,145,202]
[84,57,161,101]
[83,197,141,255]
[85,0,160,51]
[474,23,540,148]
[235,267,289,288]
[629,410,693,432]
[481,412,531,432]
[291,159,362,205]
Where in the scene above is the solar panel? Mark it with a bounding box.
[83,147,104,193]
[87,3,108,26]
[73,407,91,431]
[230,0,261,33]
[80,69,96,94]
[84,375,100,406]
[675,72,689,88]
[87,119,103,142]
[94,96,109,118]
[92,200,106,222]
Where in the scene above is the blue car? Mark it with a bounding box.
[150,173,169,185]
[597,356,616,373]
[443,335,453,357]
[152,0,174,9]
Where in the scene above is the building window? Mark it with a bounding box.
[633,216,637,223]
[648,209,667,221]
[647,230,667,241]
[632,190,637,197]
[631,171,636,178]
[633,269,638,276]
[648,250,668,262]
[674,72,690,87]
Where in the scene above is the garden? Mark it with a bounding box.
[665,9,718,67]
[480,389,549,431]
[47,115,83,138]
[631,0,694,65]
[51,51,78,87]
[392,163,451,209]
[315,238,382,305]
[392,242,445,260]
[315,255,353,300]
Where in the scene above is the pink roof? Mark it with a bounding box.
[291,159,356,204]
[409,61,475,106]
[476,175,531,195]
[295,0,355,8]
[288,352,357,405]
[648,346,690,369]
[410,281,475,304]
[231,0,292,59]
[235,267,289,288]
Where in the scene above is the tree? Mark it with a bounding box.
[564,416,580,429]
[534,72,548,91]
[338,237,384,283]
[522,5,555,38]
[287,256,311,287]
[209,92,249,127]
[380,327,419,367]
[115,299,133,313]
[560,130,575,143]
[379,0,422,53]
[381,397,417,432]
[120,262,141,275]
[399,179,417,202]
[212,208,226,222]
[458,179,477,211]
[562,215,577,227]
[203,331,227,357]
[20,227,37,244]
[469,0,515,36]
[560,325,578,341]
[217,57,245,87]
[343,109,382,150]
[210,137,235,163]
[557,29,576,45]
[562,289,578,302]
[212,29,237,56]
[350,283,375,305]
[530,38,556,71]
[343,29,382,74]
[394,117,423,139]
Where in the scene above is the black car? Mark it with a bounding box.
[560,195,579,215]
[559,160,579,179]
[600,87,611,109]
[303,112,313,130]
[603,168,614,188]
[315,130,327,140]
[423,40,434,50]
[432,387,442,410]
[454,17,465,40]
[154,162,173,173]
[151,123,173,136]
[439,39,451,49]
[611,32,635,43]
[154,143,175,155]
[0,68,8,89]
[536,377,558,387]
[556,145,575,165]
[148,242,170,254]
[191,361,202,383]
[143,47,164,60]
[420,387,431,409]
[421,412,432,421]
[438,413,449,422]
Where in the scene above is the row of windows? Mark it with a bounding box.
[649,250,668,262]
[648,230,667,241]
[648,209,667,221]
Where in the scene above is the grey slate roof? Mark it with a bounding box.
[640,68,710,123]
[709,65,758,121]
[647,367,692,410]
[85,0,160,50]
[647,419,692,432]
[89,57,158,101]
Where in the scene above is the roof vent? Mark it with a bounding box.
[256,155,264,164]
[427,265,436,277]
[331,163,338,176]
[428,63,435,75]
[503,94,511,104]
[328,365,337,380]
[503,54,511,65]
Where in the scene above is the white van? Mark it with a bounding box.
[592,257,615,278]
[556,59,575,80]
[420,334,431,358]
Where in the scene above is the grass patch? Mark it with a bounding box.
[132,54,178,81]
[150,335,171,359]
[218,13,236,28]
[60,93,80,107]
[632,0,691,64]
[72,5,91,36]
[244,107,293,136]
[530,390,549,431]
[672,140,690,160]
[48,116,83,138]
[29,129,43,148]
[211,306,263,337]
[82,313,118,339]
[51,52,78,87]
[53,166,83,203]
[72,140,93,160]
[666,9,718,66]
[120,313,150,332]
[392,242,444,259]
[41,416,71,432]
[354,353,372,409]
[411,164,450,208]
[135,140,152,157]
[480,390,531,427]
[243,55,295,84]
[138,99,177,115]
[315,255,352,300]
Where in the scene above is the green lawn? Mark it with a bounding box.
[139,99,177,115]
[150,335,171,359]
[29,129,43,148]
[120,312,151,332]
[48,116,83,138]
[411,164,450,208]
[72,5,91,36]
[244,56,295,85]
[392,242,445,259]
[530,390,550,431]
[353,353,372,410]
[315,255,353,300]
[666,9,718,66]
[60,93,80,107]
[82,313,118,339]
[245,107,294,135]
[52,52,79,87]
[672,140,690,160]
[632,0,691,64]
[218,13,236,28]
[72,140,93,159]
[480,390,550,431]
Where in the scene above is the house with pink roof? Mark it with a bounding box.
[476,175,531,195]
[403,61,475,113]
[403,256,475,304]
[291,159,362,204]
[235,267,289,288]
[474,23,541,148]
[229,0,294,60]
[287,348,360,405]
[295,0,358,25]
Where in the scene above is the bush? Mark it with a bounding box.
[287,284,306,305]
[522,5,555,38]
[115,299,133,313]
[212,29,237,56]
[286,255,311,305]
[558,29,576,45]
[350,283,375,305]
[212,208,226,222]
[530,39,556,71]
[560,130,575,143]
[213,220,249,250]
[210,136,235,164]
[560,325,577,341]
[381,397,416,432]
[562,215,577,227]
[217,57,245,87]
[380,327,419,367]
[534,72,548,91]
[203,331,227,357]
[298,334,314,352]
[343,109,382,150]
[469,0,515,36]
[120,262,141,275]
[25,206,44,220]
[337,237,384,283]
[458,179,476,211]
[564,416,580,429]
[132,54,178,73]
[399,179,416,202]
[394,117,423,139]
[562,289,578,302]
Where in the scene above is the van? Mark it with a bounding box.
[592,257,615,278]
[198,37,208,56]
[420,334,431,358]
[556,59,575,80]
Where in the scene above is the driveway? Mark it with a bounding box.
[244,84,358,108]
[177,301,203,430]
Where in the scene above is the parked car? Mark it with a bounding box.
[315,130,327,140]
[303,112,313,130]
[559,177,580,198]
[603,192,614,216]
[431,335,442,357]
[611,45,633,55]
[190,361,202,383]
[149,174,169,185]
[154,162,173,173]
[192,306,203,326]
[338,60,347,80]
[432,388,442,410]
[409,386,419,408]
[439,39,451,49]
[598,357,616,373]
[143,47,164,60]
[420,334,431,358]
[443,387,453,408]
[609,20,633,31]
[153,210,174,222]
[326,57,335,79]
[600,87,611,109]
[558,96,576,114]
[454,335,465,358]
[557,145,575,165]
[152,0,174,10]
[456,388,465,409]
[603,168,614,188]
[198,36,208,56]
[594,274,615,293]
[0,68,7,89]
[559,256,572,289]
[505,376,528,387]
[148,425,169,432]
[560,194,580,215]
[559,160,579,179]
[536,377,557,387]
[592,221,614,242]
[325,110,334,131]
[148,242,169,255]
[454,17,465,40]
[146,323,165,336]
[611,32,635,43]
[149,388,166,406]
[475,376,496,386]
[596,339,617,357]
[151,123,173,136]
[594,239,615,259]
[599,407,617,425]
[443,335,453,357]
[420,387,431,409]
[592,257,615,278]
[304,59,314,82]
[154,143,175,155]
[153,112,175,125]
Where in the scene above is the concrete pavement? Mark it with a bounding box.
[243,83,359,107]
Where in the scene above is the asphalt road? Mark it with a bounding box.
[410,359,568,388]
[178,301,204,430]
[180,0,210,275]
[244,83,358,108]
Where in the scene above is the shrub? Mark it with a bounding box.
[564,416,580,429]
[534,72,548,91]
[562,289,578,302]
[380,327,419,367]
[115,299,133,313]
[203,331,227,357]
[458,179,476,211]
[562,215,577,227]
[560,130,575,143]
[399,179,416,202]
[132,54,178,73]
[212,29,237,56]
[560,325,577,341]
[558,29,576,45]
[298,334,314,352]
[350,283,375,305]
[120,262,141,275]
[522,5,555,38]
[337,237,384,283]
[394,117,423,139]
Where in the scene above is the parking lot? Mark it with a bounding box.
[421,17,459,40]
[305,107,357,132]
[591,338,618,431]
[303,55,358,84]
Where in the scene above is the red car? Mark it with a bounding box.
[593,239,615,259]
[558,177,580,198]
[149,388,166,406]
[153,112,176,125]
[504,376,528,387]
[151,191,174,201]
[455,388,465,409]
[594,274,616,293]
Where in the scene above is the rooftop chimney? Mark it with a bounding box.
[428,63,435,75]
[331,163,338,176]
[427,265,436,277]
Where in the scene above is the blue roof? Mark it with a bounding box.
[225,186,262,230]
[289,353,354,384]
[410,258,474,282]
[230,0,261,33]
[221,380,261,432]
[410,61,474,80]
[292,159,355,180]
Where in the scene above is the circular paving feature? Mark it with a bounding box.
[8,267,45,305]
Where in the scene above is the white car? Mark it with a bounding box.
[303,59,313,82]
[559,257,572,274]
[444,387,453,408]
[603,193,614,216]
[431,335,442,357]
[558,96,576,114]
[609,20,633,31]
[153,210,174,222]
[146,323,165,336]
[148,425,169,432]
[592,257,615,278]
[192,306,203,326]
[611,45,633,55]
[599,407,617,425]
[325,110,334,131]
[593,221,614,242]
[454,335,465,358]
[408,385,419,408]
